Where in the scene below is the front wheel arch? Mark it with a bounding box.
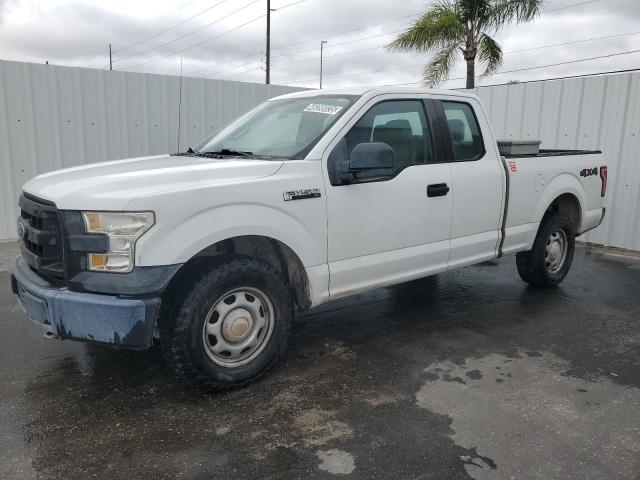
[161,235,311,316]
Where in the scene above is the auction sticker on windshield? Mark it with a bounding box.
[304,104,343,115]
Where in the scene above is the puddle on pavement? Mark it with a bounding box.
[416,351,640,480]
[316,448,355,475]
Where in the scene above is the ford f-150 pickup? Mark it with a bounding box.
[10,87,607,390]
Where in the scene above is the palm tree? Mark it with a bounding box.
[388,0,543,89]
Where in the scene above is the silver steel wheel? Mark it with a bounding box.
[544,229,568,274]
[202,287,275,368]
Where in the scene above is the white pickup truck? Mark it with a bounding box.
[11,87,607,390]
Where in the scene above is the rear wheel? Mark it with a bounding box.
[160,257,293,391]
[516,212,576,288]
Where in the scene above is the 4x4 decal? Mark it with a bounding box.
[580,167,599,177]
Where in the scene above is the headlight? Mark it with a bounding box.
[82,211,155,273]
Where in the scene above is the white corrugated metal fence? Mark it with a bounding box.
[0,59,302,239]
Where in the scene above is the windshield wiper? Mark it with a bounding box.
[173,147,197,157]
[201,148,255,158]
[174,148,259,159]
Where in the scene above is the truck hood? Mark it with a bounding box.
[22,154,284,210]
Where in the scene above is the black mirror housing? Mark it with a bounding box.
[348,142,395,181]
[327,140,396,185]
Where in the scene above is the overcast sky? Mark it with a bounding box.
[0,0,639,89]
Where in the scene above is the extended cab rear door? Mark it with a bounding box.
[322,94,452,298]
[433,97,505,268]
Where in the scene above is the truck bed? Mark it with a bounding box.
[500,149,606,258]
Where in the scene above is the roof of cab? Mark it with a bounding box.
[269,86,479,101]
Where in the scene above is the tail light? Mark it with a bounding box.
[599,166,608,197]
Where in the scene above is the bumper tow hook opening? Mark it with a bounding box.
[43,331,59,340]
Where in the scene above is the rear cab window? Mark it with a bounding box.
[442,101,485,161]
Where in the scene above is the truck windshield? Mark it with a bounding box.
[195,96,356,159]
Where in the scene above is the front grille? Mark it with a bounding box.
[19,193,65,280]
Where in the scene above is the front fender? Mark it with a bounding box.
[135,203,324,268]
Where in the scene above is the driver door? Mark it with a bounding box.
[323,97,452,298]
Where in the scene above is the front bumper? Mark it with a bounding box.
[10,256,160,349]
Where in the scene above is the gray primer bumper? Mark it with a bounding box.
[10,257,160,349]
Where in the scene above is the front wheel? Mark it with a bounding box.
[516,212,576,288]
[160,258,293,391]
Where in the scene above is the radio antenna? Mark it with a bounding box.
[177,58,183,153]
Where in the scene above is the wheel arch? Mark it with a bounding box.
[162,235,312,312]
[535,174,585,233]
[542,193,582,232]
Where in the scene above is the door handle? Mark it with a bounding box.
[427,183,450,197]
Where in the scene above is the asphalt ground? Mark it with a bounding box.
[1,242,639,479]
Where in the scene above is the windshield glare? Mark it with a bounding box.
[195,96,356,159]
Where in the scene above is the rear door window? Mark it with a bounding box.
[442,101,485,161]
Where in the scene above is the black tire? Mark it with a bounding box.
[160,257,293,391]
[516,212,576,288]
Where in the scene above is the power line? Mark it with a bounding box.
[481,47,640,77]
[541,0,600,14]
[271,28,405,61]
[84,0,203,66]
[189,6,309,76]
[504,30,640,54]
[217,28,608,81]
[117,0,261,67]
[271,12,420,53]
[287,47,640,86]
[272,44,384,67]
[123,12,266,70]
[86,54,110,69]
[114,0,231,54]
[394,51,640,87]
[382,65,640,88]
[191,0,603,81]
[289,63,421,85]
[122,0,305,72]
[197,14,419,79]
[272,0,606,68]
[272,0,599,60]
[470,66,640,88]
[114,0,202,48]
[190,52,262,76]
[185,1,307,76]
[275,0,307,12]
[208,61,270,80]
[219,65,263,80]
[273,28,640,69]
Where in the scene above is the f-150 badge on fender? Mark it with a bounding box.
[283,189,322,201]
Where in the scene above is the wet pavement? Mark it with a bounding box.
[1,245,639,479]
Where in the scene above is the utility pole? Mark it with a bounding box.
[320,40,327,89]
[265,0,271,84]
[109,43,113,71]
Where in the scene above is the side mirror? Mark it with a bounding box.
[327,140,396,186]
[348,142,395,181]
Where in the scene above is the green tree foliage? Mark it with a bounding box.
[388,0,542,88]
